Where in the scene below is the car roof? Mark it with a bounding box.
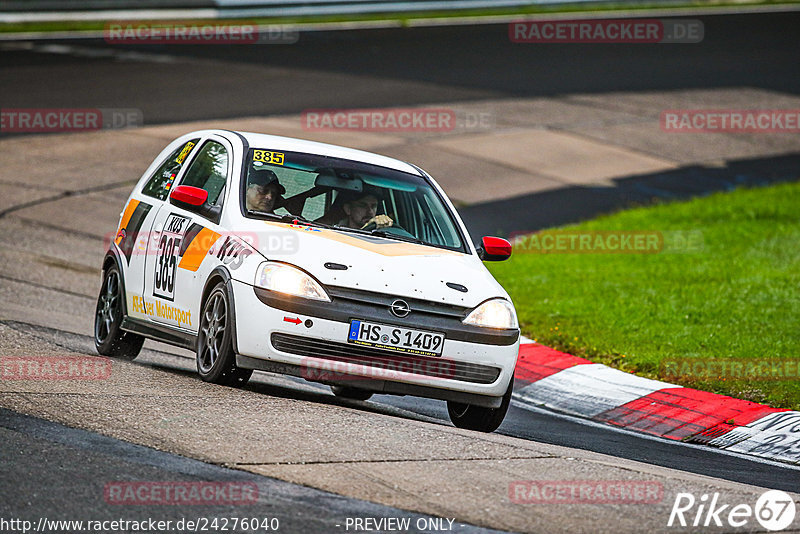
[231,131,423,176]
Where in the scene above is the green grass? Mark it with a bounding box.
[488,182,800,410]
[2,0,799,34]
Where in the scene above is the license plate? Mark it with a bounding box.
[347,320,445,357]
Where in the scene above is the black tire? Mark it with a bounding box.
[447,375,513,433]
[94,265,144,360]
[196,283,252,387]
[331,385,373,401]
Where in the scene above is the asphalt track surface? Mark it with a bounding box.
[3,11,800,236]
[2,10,800,533]
[2,13,800,121]
[0,408,504,534]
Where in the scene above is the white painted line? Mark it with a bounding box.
[4,2,800,25]
[0,9,220,23]
[514,363,679,418]
[4,3,800,33]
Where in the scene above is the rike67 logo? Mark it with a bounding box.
[668,490,797,531]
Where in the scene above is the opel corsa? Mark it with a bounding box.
[95,130,519,432]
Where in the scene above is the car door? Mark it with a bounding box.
[143,136,234,333]
[116,137,199,322]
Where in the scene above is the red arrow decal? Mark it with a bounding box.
[283,316,302,325]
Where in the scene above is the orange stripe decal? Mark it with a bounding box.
[115,199,140,246]
[178,227,221,272]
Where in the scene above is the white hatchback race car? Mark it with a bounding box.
[95,130,520,432]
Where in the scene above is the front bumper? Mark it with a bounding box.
[231,280,519,400]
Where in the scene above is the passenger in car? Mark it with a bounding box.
[246,168,285,213]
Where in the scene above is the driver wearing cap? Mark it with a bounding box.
[246,168,285,213]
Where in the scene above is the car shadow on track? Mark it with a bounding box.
[139,356,448,427]
[1,319,449,428]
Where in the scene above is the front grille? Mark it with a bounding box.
[254,286,519,347]
[327,285,469,319]
[271,333,501,385]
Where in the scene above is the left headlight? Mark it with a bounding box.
[254,262,331,302]
[463,298,518,329]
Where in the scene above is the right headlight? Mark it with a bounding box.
[254,262,330,302]
[462,298,518,329]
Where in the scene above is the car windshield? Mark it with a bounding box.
[241,148,465,252]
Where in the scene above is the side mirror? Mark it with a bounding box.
[477,236,512,261]
[170,185,207,207]
[169,185,221,223]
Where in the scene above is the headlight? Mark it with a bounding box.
[463,298,518,329]
[254,262,330,302]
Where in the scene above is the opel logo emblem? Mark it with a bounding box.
[390,299,410,318]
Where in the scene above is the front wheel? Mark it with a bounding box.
[197,283,252,387]
[94,265,144,360]
[447,375,513,433]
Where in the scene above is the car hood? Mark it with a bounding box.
[246,220,511,309]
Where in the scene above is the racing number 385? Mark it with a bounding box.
[153,214,187,301]
[154,234,181,299]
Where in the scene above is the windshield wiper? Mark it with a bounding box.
[331,225,370,235]
[369,229,428,246]
[329,224,428,245]
[277,214,331,228]
[246,209,282,220]
[246,210,331,229]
